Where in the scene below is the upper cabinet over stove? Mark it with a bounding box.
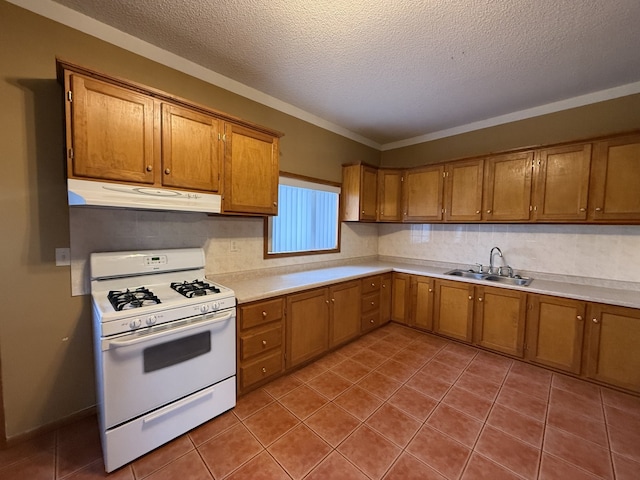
[57,59,283,216]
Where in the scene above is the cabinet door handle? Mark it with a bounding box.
[326,300,329,304]
[371,283,376,287]
[370,319,375,324]
[478,297,483,302]
[579,208,586,212]
[262,311,267,317]
[146,165,153,172]
[273,202,278,207]
[331,298,335,302]
[592,318,599,324]
[164,168,171,175]
[577,315,583,321]
[262,340,267,346]
[595,207,602,212]
[475,210,481,214]
[468,295,473,300]
[428,288,433,292]
[486,209,492,214]
[262,367,267,374]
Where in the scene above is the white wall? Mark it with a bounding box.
[378,223,640,284]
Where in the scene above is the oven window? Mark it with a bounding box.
[143,331,211,373]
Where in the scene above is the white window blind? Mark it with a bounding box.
[267,176,340,256]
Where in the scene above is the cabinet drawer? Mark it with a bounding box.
[361,292,380,313]
[240,325,282,360]
[362,276,382,295]
[240,351,283,390]
[240,298,284,330]
[361,311,380,332]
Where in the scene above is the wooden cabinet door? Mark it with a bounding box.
[403,165,444,222]
[474,286,526,357]
[526,295,585,374]
[377,169,403,221]
[380,274,392,324]
[161,104,221,192]
[68,74,156,183]
[411,276,434,331]
[532,144,591,221]
[286,288,330,368]
[341,164,377,221]
[223,123,279,215]
[433,280,474,342]
[444,159,484,222]
[391,273,411,325]
[329,281,361,347]
[589,134,640,222]
[483,151,533,221]
[585,303,640,393]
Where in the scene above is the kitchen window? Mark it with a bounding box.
[265,174,341,258]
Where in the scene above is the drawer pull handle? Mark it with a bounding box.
[371,301,375,306]
[595,207,602,212]
[371,283,376,287]
[428,288,433,292]
[486,209,492,214]
[468,295,473,300]
[592,318,599,324]
[579,208,586,212]
[164,168,171,175]
[146,165,153,172]
[478,297,483,302]
[370,319,375,324]
[262,367,267,374]
[577,315,583,321]
[262,311,267,317]
[475,210,481,214]
[262,340,267,346]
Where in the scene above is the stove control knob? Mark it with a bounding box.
[200,304,210,313]
[129,319,142,329]
[146,315,157,326]
[211,302,220,311]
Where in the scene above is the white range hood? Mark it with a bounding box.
[67,178,221,214]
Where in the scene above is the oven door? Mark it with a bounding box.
[100,309,235,429]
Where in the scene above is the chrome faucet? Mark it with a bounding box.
[489,247,503,274]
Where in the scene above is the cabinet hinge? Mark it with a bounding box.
[67,91,72,102]
[68,148,74,159]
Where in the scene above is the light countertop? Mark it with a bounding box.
[208,259,640,309]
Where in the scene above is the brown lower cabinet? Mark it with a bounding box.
[473,286,527,357]
[433,279,475,342]
[525,295,586,374]
[391,272,411,325]
[286,288,330,369]
[411,275,435,331]
[329,280,361,347]
[237,297,285,394]
[585,303,640,393]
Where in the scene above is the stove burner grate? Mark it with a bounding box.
[171,280,220,298]
[108,287,161,311]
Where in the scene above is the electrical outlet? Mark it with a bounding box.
[55,247,71,266]
[229,240,239,253]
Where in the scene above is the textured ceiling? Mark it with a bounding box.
[48,0,640,147]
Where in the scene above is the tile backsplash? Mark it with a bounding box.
[378,223,640,283]
[69,207,640,295]
[69,207,379,295]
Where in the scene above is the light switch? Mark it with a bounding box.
[56,247,70,266]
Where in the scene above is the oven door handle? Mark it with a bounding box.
[108,311,233,348]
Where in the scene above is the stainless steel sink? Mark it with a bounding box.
[484,275,533,286]
[445,270,488,280]
[444,269,533,287]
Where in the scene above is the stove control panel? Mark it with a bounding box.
[144,255,168,266]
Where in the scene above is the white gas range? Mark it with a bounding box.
[90,248,236,472]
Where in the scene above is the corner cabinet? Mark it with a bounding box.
[342,164,378,221]
[58,60,283,214]
[377,169,403,222]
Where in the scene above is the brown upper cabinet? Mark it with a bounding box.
[403,165,445,222]
[532,143,591,221]
[343,131,640,225]
[589,134,640,222]
[377,169,403,222]
[444,159,484,222]
[66,74,157,185]
[342,163,378,221]
[58,60,283,214]
[222,123,279,215]
[482,151,534,222]
[162,103,222,192]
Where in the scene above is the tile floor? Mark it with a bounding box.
[2,323,640,479]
